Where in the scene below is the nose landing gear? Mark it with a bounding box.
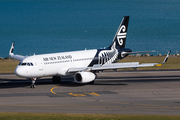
[31,78,37,88]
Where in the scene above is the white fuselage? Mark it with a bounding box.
[15,49,97,78]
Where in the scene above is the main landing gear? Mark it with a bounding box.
[52,76,61,84]
[30,78,36,88]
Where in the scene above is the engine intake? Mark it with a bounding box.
[74,72,96,83]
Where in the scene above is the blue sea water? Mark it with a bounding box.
[0,0,180,58]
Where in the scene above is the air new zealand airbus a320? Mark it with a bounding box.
[9,16,170,88]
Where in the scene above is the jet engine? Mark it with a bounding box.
[74,72,96,83]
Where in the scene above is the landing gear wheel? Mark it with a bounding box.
[52,76,61,83]
[30,84,36,88]
[52,76,57,83]
[30,78,36,88]
[57,76,61,83]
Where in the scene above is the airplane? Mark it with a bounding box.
[9,16,170,88]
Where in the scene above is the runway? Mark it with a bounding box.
[0,70,180,115]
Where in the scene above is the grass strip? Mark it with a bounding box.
[0,59,19,73]
[0,113,180,120]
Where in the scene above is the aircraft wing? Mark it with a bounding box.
[68,51,171,73]
[9,42,27,61]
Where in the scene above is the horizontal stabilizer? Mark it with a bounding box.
[122,50,156,55]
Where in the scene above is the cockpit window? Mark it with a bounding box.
[18,62,34,66]
[21,63,27,66]
[18,62,22,66]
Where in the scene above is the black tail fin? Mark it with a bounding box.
[108,16,129,49]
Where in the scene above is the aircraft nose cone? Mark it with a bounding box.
[15,67,24,77]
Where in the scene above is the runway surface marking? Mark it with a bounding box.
[51,85,100,97]
[49,85,180,109]
[50,85,130,104]
[50,85,101,102]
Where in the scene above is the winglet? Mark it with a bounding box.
[162,50,171,64]
[9,42,15,56]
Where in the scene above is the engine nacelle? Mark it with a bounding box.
[74,72,96,83]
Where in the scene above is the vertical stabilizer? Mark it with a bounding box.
[108,16,129,49]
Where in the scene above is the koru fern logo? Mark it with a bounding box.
[119,39,123,46]
[117,25,126,46]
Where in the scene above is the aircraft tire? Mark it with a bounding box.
[57,76,61,83]
[52,76,57,83]
[30,85,35,88]
[52,76,61,83]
